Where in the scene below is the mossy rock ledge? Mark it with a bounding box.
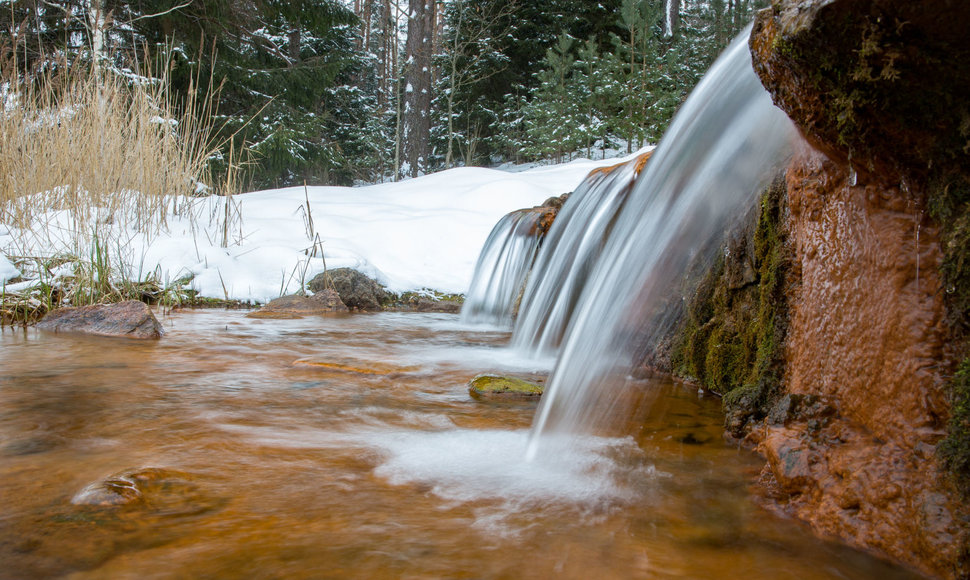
[745,3,970,575]
[468,374,543,400]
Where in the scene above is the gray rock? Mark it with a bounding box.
[309,268,388,311]
[36,301,162,339]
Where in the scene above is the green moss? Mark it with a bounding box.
[670,178,789,436]
[468,374,543,399]
[931,174,970,490]
[940,359,970,490]
[777,8,970,182]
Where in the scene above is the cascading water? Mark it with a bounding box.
[460,209,549,326]
[526,28,799,457]
[511,158,647,356]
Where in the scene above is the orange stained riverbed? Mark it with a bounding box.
[0,310,921,579]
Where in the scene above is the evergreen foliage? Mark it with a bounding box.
[1,0,769,183]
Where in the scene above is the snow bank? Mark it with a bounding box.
[1,149,652,303]
[0,253,19,284]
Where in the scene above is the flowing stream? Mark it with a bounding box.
[0,310,919,578]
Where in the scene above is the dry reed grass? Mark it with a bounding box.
[0,46,246,317]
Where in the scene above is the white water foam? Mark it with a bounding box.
[211,415,662,533]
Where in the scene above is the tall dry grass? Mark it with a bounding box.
[0,51,230,232]
[0,47,245,312]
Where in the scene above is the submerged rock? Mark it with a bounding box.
[468,374,543,399]
[70,467,224,522]
[293,357,419,376]
[309,268,388,311]
[248,290,348,318]
[36,301,162,339]
[72,467,209,509]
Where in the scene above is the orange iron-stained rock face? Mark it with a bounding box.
[747,3,970,576]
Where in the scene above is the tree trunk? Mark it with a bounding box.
[401,0,435,178]
[85,0,108,71]
[665,0,680,38]
[289,24,301,64]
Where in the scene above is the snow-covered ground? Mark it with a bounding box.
[0,150,650,304]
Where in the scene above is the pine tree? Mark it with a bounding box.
[401,0,435,178]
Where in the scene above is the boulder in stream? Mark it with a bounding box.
[248,290,348,318]
[309,268,388,311]
[71,467,222,516]
[36,300,162,339]
[468,374,543,399]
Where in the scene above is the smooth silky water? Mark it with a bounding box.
[527,30,801,449]
[461,210,548,327]
[0,310,918,578]
[512,162,641,355]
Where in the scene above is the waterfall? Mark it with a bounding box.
[526,28,799,457]
[511,157,648,356]
[460,208,550,326]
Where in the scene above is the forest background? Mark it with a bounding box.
[1,0,764,189]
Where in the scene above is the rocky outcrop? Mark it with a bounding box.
[749,0,970,188]
[36,300,163,339]
[744,2,970,576]
[752,149,967,579]
[248,290,348,318]
[782,150,948,445]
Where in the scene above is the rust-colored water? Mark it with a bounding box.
[0,310,919,579]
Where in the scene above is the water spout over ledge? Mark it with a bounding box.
[525,28,798,457]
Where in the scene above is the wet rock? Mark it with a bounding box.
[36,301,162,339]
[762,428,814,494]
[71,467,216,515]
[413,298,461,313]
[766,394,836,427]
[387,290,465,313]
[248,290,348,318]
[385,288,465,314]
[309,268,388,311]
[750,0,970,187]
[468,374,543,399]
[744,15,970,569]
[540,193,570,210]
[758,418,970,580]
[722,219,757,290]
[722,385,763,440]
